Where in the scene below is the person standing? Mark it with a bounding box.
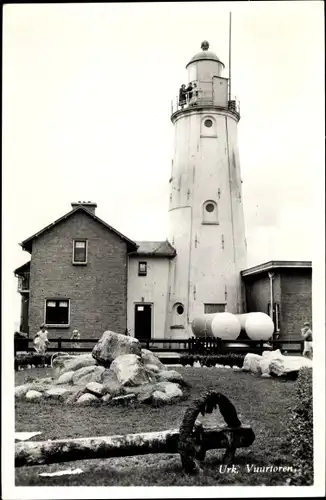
[186,82,193,104]
[33,324,50,366]
[179,84,187,108]
[301,321,313,359]
[71,328,81,349]
[190,82,198,105]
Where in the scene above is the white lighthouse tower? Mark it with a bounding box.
[167,41,247,338]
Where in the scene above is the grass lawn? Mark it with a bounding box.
[15,366,297,486]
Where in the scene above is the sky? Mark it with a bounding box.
[3,1,325,329]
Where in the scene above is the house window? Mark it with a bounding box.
[45,299,70,326]
[204,303,226,314]
[138,261,147,276]
[268,302,280,332]
[73,239,87,264]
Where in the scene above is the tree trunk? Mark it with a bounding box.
[15,426,255,467]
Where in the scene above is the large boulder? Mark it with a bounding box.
[242,353,262,373]
[86,382,105,397]
[269,356,312,377]
[152,390,170,406]
[92,331,142,366]
[72,365,105,386]
[53,353,96,377]
[259,349,283,376]
[45,387,71,399]
[157,369,184,385]
[141,349,165,371]
[101,370,124,396]
[137,381,183,404]
[55,371,75,385]
[110,354,151,386]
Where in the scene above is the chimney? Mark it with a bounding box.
[71,201,97,214]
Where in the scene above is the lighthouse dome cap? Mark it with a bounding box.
[186,41,225,68]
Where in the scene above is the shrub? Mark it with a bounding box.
[15,352,52,370]
[285,367,313,485]
[179,353,245,368]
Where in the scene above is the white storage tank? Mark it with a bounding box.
[192,312,241,340]
[235,312,274,341]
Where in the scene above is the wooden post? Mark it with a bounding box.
[15,425,255,468]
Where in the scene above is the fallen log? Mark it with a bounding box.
[15,425,255,467]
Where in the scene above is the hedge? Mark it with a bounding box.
[285,367,313,485]
[180,353,245,368]
[15,353,53,370]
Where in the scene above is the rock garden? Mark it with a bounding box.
[15,331,188,407]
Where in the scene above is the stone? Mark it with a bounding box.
[26,390,43,400]
[52,353,79,376]
[194,361,201,368]
[45,387,70,398]
[76,393,99,405]
[38,377,53,384]
[55,371,75,385]
[92,331,142,367]
[242,353,262,373]
[152,390,170,406]
[102,394,112,403]
[72,365,105,386]
[141,349,165,370]
[269,356,312,377]
[144,363,161,374]
[136,383,158,403]
[232,366,242,371]
[157,369,184,384]
[160,382,182,399]
[15,384,32,398]
[65,388,87,405]
[86,382,105,397]
[259,349,283,376]
[101,369,124,396]
[110,354,151,386]
[54,354,96,377]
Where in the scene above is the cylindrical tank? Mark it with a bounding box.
[191,314,216,337]
[235,313,274,340]
[192,312,241,340]
[211,313,241,340]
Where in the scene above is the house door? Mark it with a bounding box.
[134,304,152,340]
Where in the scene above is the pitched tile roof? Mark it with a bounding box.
[20,206,138,253]
[131,240,176,257]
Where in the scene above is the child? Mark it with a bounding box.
[301,321,313,359]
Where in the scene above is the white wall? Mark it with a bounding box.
[127,256,170,338]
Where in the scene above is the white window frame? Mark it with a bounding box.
[138,261,147,276]
[72,239,88,265]
[44,298,71,328]
[204,303,226,314]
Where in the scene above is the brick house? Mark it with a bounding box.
[241,261,312,343]
[14,201,176,340]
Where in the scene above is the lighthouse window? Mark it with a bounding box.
[176,304,184,315]
[204,119,213,128]
[205,203,215,213]
[203,200,218,224]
